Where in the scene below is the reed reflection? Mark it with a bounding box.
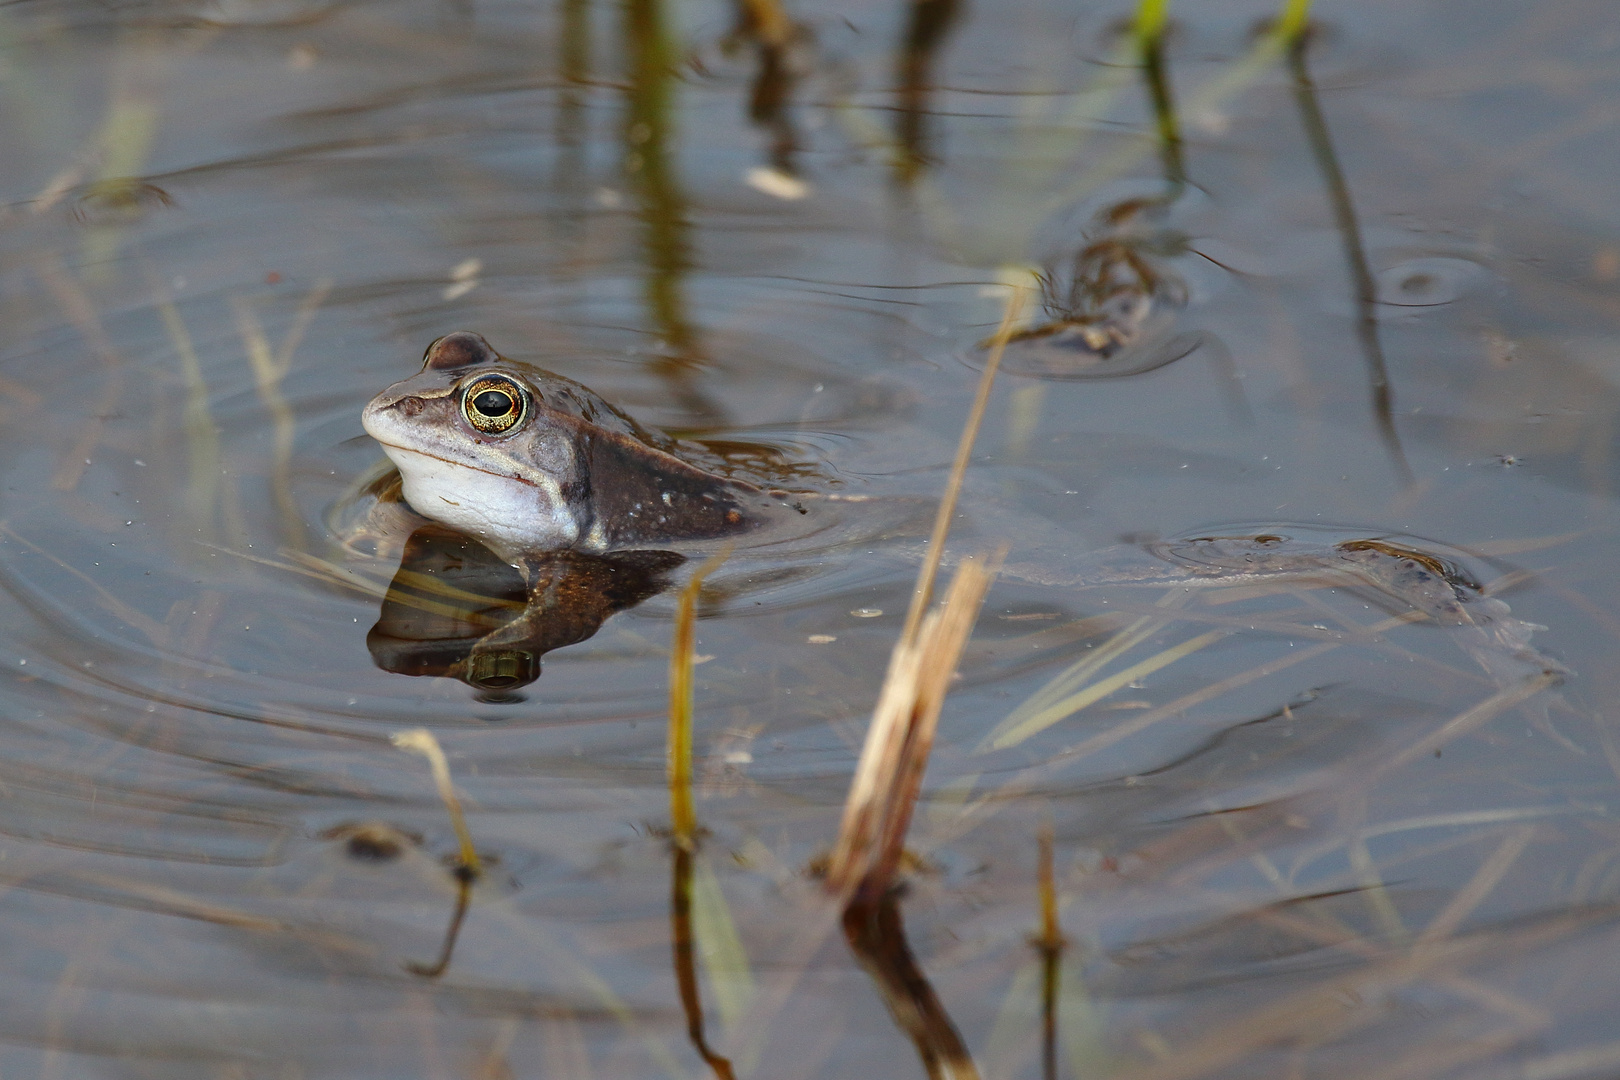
[670,846,738,1080]
[623,0,727,424]
[1288,27,1414,485]
[1003,23,1203,384]
[366,526,683,696]
[894,0,964,185]
[663,557,739,1080]
[843,894,981,1080]
[1137,23,1186,195]
[1033,824,1065,1080]
[406,863,475,978]
[727,0,807,177]
[555,0,591,197]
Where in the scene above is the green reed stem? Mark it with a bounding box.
[1275,0,1312,46]
[392,728,482,879]
[1133,0,1169,48]
[669,551,728,849]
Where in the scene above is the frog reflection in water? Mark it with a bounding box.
[365,523,684,695]
[360,332,1564,697]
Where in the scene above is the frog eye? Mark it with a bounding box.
[461,376,527,435]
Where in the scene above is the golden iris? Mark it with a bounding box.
[462,376,526,434]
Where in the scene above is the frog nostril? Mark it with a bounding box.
[397,396,426,417]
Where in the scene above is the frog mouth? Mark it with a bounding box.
[373,441,539,488]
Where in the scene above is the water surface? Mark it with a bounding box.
[3,1,1620,1077]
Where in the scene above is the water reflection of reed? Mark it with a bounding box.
[624,0,728,426]
[670,846,739,1080]
[843,895,980,1080]
[1002,10,1211,390]
[554,0,592,207]
[729,0,807,176]
[1287,28,1414,486]
[894,0,964,185]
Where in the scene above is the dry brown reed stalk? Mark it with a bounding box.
[669,551,728,850]
[899,284,1026,647]
[827,553,1002,899]
[825,282,1026,900]
[392,728,481,879]
[393,728,482,978]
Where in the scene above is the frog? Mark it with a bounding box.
[356,334,1563,706]
[361,331,797,559]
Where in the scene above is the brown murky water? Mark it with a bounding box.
[4,1,1620,1077]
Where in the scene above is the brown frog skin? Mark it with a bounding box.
[362,332,790,557]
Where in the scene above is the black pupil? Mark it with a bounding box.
[473,389,513,417]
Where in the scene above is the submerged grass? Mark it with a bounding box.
[233,279,332,551]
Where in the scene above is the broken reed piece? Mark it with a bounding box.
[826,279,1027,902]
[826,552,1001,901]
[668,549,729,850]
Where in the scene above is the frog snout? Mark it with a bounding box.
[396,396,426,417]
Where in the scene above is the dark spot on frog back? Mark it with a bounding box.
[423,331,498,371]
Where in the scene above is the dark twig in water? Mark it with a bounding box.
[1288,32,1414,487]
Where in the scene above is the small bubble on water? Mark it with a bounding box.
[851,608,883,618]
